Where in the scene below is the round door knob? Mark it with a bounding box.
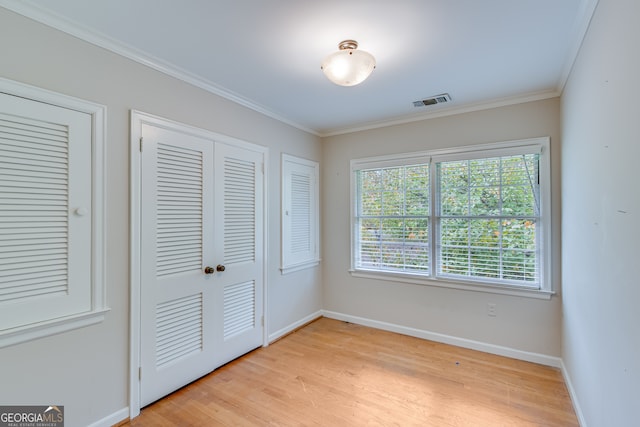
[204,266,215,274]
[216,264,226,272]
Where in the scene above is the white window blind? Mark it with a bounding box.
[0,78,106,347]
[281,154,319,273]
[436,153,540,285]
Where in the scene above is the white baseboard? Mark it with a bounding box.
[560,359,587,427]
[322,310,562,368]
[268,310,323,343]
[87,406,129,427]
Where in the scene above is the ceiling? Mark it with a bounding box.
[2,0,596,136]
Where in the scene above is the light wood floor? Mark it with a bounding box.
[120,317,578,426]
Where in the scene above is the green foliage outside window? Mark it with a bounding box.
[358,165,430,273]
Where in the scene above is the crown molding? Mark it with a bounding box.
[0,0,320,136]
[1,0,596,139]
[319,89,561,137]
[556,0,600,92]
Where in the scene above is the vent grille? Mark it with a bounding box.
[413,93,451,108]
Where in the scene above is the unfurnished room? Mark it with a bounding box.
[0,1,638,426]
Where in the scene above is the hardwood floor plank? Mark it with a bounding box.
[122,318,578,426]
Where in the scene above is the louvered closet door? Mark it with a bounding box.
[211,142,264,366]
[139,123,216,406]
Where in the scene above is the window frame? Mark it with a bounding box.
[350,137,553,299]
[0,77,108,348]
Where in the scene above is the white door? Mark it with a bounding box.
[139,122,264,406]
[211,143,264,366]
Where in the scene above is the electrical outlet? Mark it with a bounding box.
[487,303,497,317]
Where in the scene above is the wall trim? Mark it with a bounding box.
[86,407,129,427]
[557,0,600,92]
[320,90,561,137]
[322,310,562,368]
[268,310,323,343]
[0,0,318,136]
[560,360,587,427]
[0,1,597,137]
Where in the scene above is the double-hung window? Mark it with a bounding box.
[351,137,551,296]
[354,154,432,274]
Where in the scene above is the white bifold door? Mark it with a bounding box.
[139,122,264,406]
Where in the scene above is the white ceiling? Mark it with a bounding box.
[2,0,596,136]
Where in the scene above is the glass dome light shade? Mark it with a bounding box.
[321,44,376,87]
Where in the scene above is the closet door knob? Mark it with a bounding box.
[204,266,215,275]
[216,264,226,272]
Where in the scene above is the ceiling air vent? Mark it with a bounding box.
[413,93,451,107]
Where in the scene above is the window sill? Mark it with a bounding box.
[0,308,110,349]
[349,269,554,300]
[280,259,321,275]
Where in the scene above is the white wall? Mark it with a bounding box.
[561,0,640,425]
[322,98,563,358]
[0,8,322,427]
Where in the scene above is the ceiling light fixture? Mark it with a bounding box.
[321,40,376,87]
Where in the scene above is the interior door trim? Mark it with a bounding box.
[129,110,269,418]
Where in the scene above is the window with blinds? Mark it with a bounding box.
[355,164,430,273]
[436,154,540,285]
[281,154,319,274]
[0,79,106,348]
[351,138,551,294]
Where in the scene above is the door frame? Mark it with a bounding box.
[128,110,269,418]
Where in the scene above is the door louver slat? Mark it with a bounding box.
[0,113,68,303]
[223,157,255,265]
[156,143,203,277]
[223,280,255,340]
[155,293,203,368]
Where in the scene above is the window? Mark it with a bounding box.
[0,78,107,348]
[356,162,431,274]
[351,138,551,296]
[281,154,320,273]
